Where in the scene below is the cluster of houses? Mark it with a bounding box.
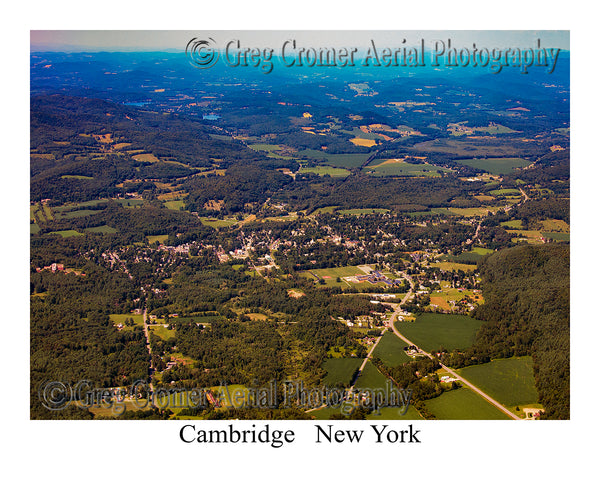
[352,270,404,286]
[35,263,85,276]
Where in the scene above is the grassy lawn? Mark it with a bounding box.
[395,313,482,353]
[372,332,412,367]
[303,265,366,279]
[109,313,144,330]
[456,157,532,175]
[322,358,363,387]
[149,325,176,341]
[424,387,511,419]
[458,356,539,407]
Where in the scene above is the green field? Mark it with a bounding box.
[542,232,570,242]
[395,313,482,353]
[458,356,539,407]
[337,208,389,216]
[85,225,118,234]
[147,234,169,244]
[46,229,84,238]
[322,358,363,387]
[298,149,371,168]
[442,247,493,264]
[456,157,532,175]
[60,174,94,180]
[501,219,524,229]
[54,209,102,219]
[199,216,239,228]
[149,325,176,341]
[433,261,478,272]
[164,200,185,210]
[301,166,351,177]
[366,159,451,177]
[424,387,510,419]
[372,332,412,367]
[354,361,390,391]
[109,313,144,330]
[488,188,522,196]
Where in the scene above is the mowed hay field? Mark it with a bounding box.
[395,313,482,352]
[321,358,363,387]
[372,332,413,367]
[424,387,510,419]
[458,356,538,407]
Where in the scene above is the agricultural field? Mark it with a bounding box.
[297,149,371,168]
[412,139,524,158]
[501,219,524,229]
[354,361,390,391]
[394,313,482,353]
[440,247,494,264]
[424,387,510,419]
[300,166,351,177]
[488,188,522,196]
[372,332,413,367]
[458,356,538,407]
[456,157,532,175]
[321,358,363,387]
[132,153,160,163]
[84,225,118,234]
[432,261,478,272]
[164,199,186,210]
[54,209,102,219]
[60,175,94,180]
[337,208,390,216]
[199,217,239,228]
[365,158,452,177]
[543,232,570,242]
[46,229,84,238]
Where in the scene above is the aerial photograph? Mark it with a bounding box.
[30,30,570,422]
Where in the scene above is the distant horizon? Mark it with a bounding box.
[30,30,570,53]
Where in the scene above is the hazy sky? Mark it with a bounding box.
[30,30,570,52]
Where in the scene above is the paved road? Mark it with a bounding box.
[389,302,520,420]
[142,307,155,407]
